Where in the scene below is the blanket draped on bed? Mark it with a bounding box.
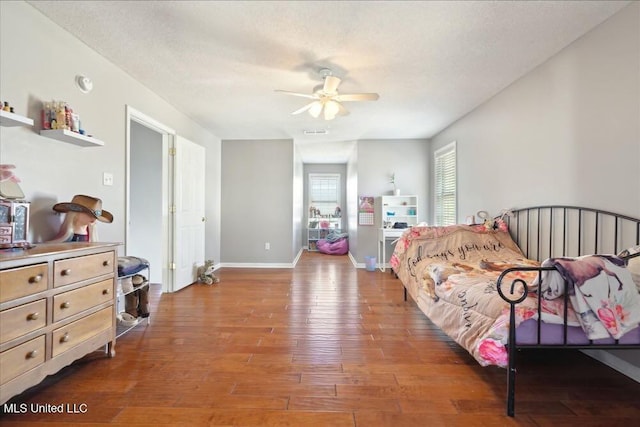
[390,225,541,366]
[539,255,640,340]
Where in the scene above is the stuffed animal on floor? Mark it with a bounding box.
[196,259,220,285]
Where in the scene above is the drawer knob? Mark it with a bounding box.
[27,312,39,321]
[60,333,70,343]
[29,274,43,284]
[102,288,110,295]
[26,350,38,359]
[60,301,70,309]
[61,269,72,276]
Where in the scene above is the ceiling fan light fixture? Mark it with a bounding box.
[308,101,323,118]
[277,68,378,120]
[323,100,340,120]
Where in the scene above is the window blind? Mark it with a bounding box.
[434,142,456,226]
[309,173,340,216]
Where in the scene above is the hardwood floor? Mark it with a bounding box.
[2,251,639,426]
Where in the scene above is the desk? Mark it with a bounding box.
[377,228,404,272]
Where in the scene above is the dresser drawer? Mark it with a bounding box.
[0,263,48,303]
[0,299,47,344]
[53,279,114,322]
[0,335,45,384]
[51,307,112,357]
[54,252,115,287]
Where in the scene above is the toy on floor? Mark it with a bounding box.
[196,259,220,284]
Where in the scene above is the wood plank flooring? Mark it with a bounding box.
[2,251,639,426]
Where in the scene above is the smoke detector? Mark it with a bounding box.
[75,75,93,93]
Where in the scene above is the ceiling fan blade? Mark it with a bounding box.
[275,89,318,100]
[334,93,379,102]
[291,101,317,115]
[337,102,350,116]
[323,75,341,95]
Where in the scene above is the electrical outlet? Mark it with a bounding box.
[102,172,113,186]
[265,242,270,250]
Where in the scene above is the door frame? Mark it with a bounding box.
[125,105,175,293]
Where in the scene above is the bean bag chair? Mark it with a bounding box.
[317,237,349,255]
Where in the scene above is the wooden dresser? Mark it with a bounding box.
[0,242,120,404]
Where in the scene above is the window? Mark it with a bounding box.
[434,142,456,226]
[308,173,340,217]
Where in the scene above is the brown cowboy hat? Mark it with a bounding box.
[53,194,113,223]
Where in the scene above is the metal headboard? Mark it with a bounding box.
[506,206,640,261]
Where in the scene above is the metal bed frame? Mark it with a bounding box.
[496,206,640,417]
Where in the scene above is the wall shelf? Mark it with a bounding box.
[0,110,34,127]
[40,129,104,147]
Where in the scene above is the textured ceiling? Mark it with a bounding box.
[28,1,629,163]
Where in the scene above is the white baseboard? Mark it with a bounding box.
[292,248,303,267]
[348,251,356,266]
[219,262,295,268]
[581,349,640,383]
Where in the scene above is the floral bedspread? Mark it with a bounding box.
[389,224,640,367]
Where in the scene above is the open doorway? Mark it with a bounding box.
[125,106,174,293]
[125,106,206,293]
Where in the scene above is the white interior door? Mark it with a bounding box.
[172,135,205,292]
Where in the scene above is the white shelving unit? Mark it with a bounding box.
[307,217,341,251]
[40,129,104,147]
[0,110,34,127]
[379,195,419,228]
[116,264,151,338]
[377,195,419,271]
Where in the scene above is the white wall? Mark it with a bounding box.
[0,2,221,262]
[205,136,222,267]
[430,2,640,374]
[346,145,359,260]
[292,145,304,263]
[220,139,294,265]
[355,139,430,264]
[430,2,639,222]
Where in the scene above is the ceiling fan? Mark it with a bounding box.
[276,68,379,121]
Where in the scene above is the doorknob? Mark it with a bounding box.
[202,217,206,222]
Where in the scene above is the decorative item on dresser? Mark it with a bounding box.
[0,242,120,404]
[0,164,31,250]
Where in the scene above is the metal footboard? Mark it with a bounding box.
[496,250,640,417]
[500,206,640,416]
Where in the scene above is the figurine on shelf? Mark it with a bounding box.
[48,194,113,242]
